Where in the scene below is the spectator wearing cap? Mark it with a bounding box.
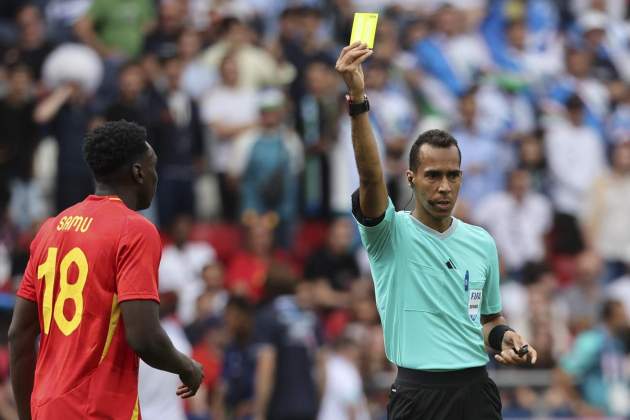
[572,11,628,82]
[229,89,303,247]
[583,141,630,282]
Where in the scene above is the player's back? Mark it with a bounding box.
[17,195,162,419]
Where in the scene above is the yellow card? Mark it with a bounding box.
[349,12,379,49]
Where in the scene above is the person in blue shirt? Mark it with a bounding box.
[557,299,630,418]
[335,42,537,420]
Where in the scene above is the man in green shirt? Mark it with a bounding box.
[335,43,538,420]
[75,0,155,59]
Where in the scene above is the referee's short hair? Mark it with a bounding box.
[409,129,461,172]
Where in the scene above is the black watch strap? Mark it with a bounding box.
[346,94,370,117]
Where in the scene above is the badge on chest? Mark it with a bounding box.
[464,270,483,322]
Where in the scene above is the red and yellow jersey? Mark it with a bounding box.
[17,195,161,420]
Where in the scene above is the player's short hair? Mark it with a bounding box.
[83,120,148,179]
[409,129,461,172]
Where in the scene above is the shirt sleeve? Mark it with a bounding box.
[351,189,396,261]
[481,234,502,315]
[16,251,38,302]
[116,217,161,303]
[16,219,52,302]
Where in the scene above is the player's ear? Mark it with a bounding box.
[131,162,144,184]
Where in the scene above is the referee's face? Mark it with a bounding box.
[411,144,462,220]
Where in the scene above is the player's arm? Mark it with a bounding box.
[120,300,203,398]
[8,297,40,420]
[335,42,387,218]
[481,313,537,365]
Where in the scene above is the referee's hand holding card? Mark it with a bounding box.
[492,324,538,365]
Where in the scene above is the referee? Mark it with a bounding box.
[335,43,538,420]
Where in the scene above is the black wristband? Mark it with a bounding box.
[346,94,370,117]
[488,325,514,352]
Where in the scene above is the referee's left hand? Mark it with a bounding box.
[494,330,538,365]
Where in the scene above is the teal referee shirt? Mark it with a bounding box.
[354,196,502,370]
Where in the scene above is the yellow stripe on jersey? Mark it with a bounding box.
[131,397,139,420]
[100,294,120,363]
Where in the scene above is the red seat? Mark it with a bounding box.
[292,220,330,264]
[190,223,243,265]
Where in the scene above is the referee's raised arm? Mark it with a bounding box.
[335,42,387,218]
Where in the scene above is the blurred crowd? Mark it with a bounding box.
[1,0,630,419]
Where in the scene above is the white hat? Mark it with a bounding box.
[42,43,103,94]
[257,89,285,111]
[579,11,607,32]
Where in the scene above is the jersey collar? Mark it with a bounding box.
[406,213,458,240]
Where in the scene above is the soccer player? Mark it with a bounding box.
[8,120,203,420]
[335,43,538,419]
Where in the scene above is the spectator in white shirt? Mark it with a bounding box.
[317,335,370,420]
[545,94,606,217]
[474,168,552,276]
[159,214,217,326]
[583,141,630,282]
[200,52,258,220]
[139,292,192,420]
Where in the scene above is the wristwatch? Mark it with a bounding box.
[345,94,370,117]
